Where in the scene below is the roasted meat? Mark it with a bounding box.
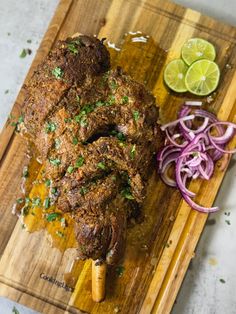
[22,35,163,265]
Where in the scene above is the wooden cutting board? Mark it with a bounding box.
[0,0,236,313]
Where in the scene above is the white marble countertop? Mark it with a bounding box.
[0,0,235,313]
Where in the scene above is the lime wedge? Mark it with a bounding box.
[181,38,216,66]
[185,59,220,96]
[164,59,188,93]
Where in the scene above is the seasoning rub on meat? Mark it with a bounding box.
[23,35,163,265]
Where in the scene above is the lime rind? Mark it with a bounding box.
[185,59,220,96]
[164,59,188,93]
[181,38,216,66]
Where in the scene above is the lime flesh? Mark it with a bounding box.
[185,59,220,96]
[164,59,188,93]
[181,38,216,66]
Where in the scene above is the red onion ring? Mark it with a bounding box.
[157,103,236,213]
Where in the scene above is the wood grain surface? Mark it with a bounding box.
[0,0,235,313]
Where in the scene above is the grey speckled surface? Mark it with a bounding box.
[0,1,235,314]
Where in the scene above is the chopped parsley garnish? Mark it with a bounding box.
[122,95,129,104]
[97,162,106,170]
[12,306,20,314]
[64,117,72,123]
[27,39,32,43]
[45,179,51,187]
[22,166,29,178]
[18,115,24,123]
[111,175,117,181]
[32,197,41,207]
[80,186,88,196]
[60,217,67,228]
[52,66,64,79]
[44,197,51,209]
[225,220,231,225]
[75,156,84,168]
[115,266,125,277]
[45,121,57,133]
[56,230,65,238]
[76,95,80,103]
[75,113,87,127]
[130,144,136,160]
[5,89,9,94]
[67,43,78,54]
[49,158,61,166]
[107,95,115,105]
[95,100,105,107]
[110,130,126,142]
[54,138,61,149]
[110,79,118,90]
[16,198,24,204]
[121,187,134,200]
[47,212,61,222]
[20,49,27,58]
[72,137,79,145]
[219,278,226,284]
[67,165,74,174]
[25,197,31,205]
[133,110,140,121]
[51,187,58,195]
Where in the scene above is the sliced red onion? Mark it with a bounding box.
[185,101,203,106]
[157,104,236,214]
[161,115,195,131]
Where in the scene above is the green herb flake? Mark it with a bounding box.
[111,175,117,181]
[31,211,36,216]
[219,278,226,284]
[45,179,51,187]
[121,187,134,200]
[67,165,74,174]
[75,156,84,168]
[110,79,118,90]
[130,144,136,160]
[47,212,61,222]
[51,187,58,195]
[115,266,125,277]
[97,162,106,170]
[122,95,129,104]
[22,206,29,216]
[225,220,231,225]
[80,186,88,196]
[95,100,105,107]
[117,132,126,142]
[27,39,32,43]
[60,217,67,228]
[22,166,29,178]
[25,197,31,205]
[56,230,65,238]
[45,121,57,133]
[49,158,61,166]
[16,198,24,204]
[67,43,78,54]
[72,137,79,145]
[64,117,72,123]
[5,89,9,94]
[52,66,64,79]
[12,306,20,314]
[44,197,51,209]
[133,110,140,122]
[32,197,41,207]
[76,95,80,103]
[20,48,27,58]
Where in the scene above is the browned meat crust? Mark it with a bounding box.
[22,35,163,265]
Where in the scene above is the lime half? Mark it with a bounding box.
[185,59,220,96]
[181,38,216,66]
[164,59,188,93]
